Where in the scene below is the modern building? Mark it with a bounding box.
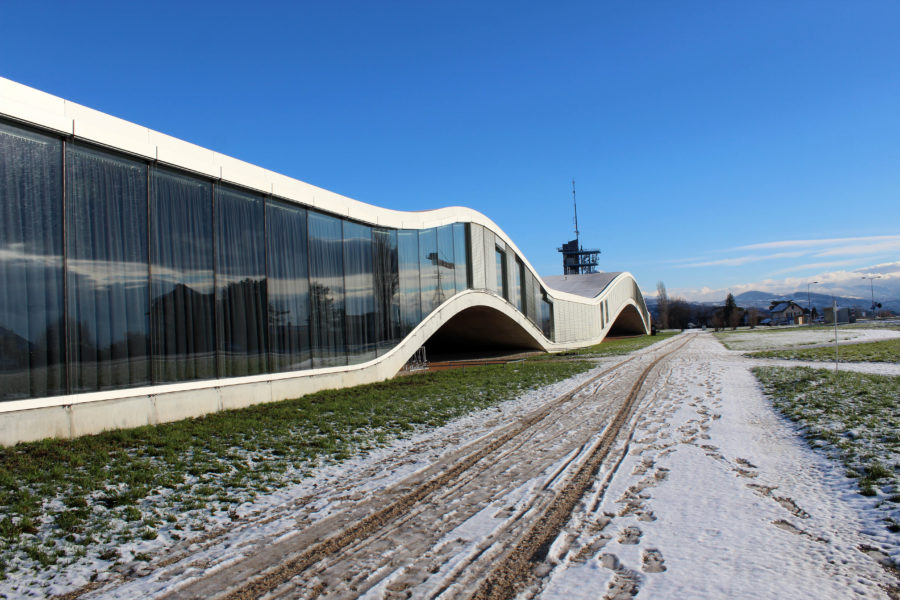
[0,77,650,446]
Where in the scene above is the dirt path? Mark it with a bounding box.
[84,337,690,600]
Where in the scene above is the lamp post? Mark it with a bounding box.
[807,281,818,326]
[861,275,882,320]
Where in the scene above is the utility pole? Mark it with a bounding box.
[833,296,839,372]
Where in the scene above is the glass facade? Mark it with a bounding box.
[0,118,561,403]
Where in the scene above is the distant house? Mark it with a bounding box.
[769,300,805,325]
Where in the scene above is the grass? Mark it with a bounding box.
[0,359,592,581]
[749,337,900,363]
[528,332,680,361]
[753,366,900,521]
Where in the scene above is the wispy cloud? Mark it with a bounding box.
[676,251,806,268]
[735,235,900,251]
[769,259,861,275]
[813,238,900,257]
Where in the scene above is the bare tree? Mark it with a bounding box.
[656,281,669,329]
[667,297,691,329]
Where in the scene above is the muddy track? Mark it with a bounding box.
[470,335,693,599]
[141,335,690,600]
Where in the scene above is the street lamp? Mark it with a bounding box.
[807,281,819,326]
[861,275,882,319]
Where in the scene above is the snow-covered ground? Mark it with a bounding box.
[538,332,898,599]
[4,332,897,599]
[716,326,900,352]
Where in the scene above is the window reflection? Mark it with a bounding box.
[309,212,346,367]
[66,144,150,392]
[419,228,440,313]
[0,123,65,400]
[267,200,311,372]
[452,223,469,292]
[398,230,421,335]
[344,221,377,363]
[151,168,215,382]
[216,187,267,377]
[436,225,456,303]
[373,228,400,353]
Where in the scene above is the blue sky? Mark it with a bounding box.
[2,1,898,302]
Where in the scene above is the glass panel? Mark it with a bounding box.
[436,224,456,302]
[344,221,376,364]
[267,200,311,372]
[66,145,150,392]
[541,292,554,339]
[453,223,468,292]
[150,168,215,383]
[373,228,400,352]
[308,211,346,367]
[419,228,440,314]
[215,187,267,377]
[397,230,421,335]
[0,123,65,401]
[495,247,508,300]
[513,258,524,312]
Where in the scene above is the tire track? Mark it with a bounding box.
[149,336,687,600]
[470,335,693,600]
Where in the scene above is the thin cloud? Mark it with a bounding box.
[769,259,862,276]
[813,238,900,257]
[735,235,900,251]
[677,250,806,268]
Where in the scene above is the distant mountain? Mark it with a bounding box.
[734,290,899,313]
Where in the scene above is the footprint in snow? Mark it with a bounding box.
[618,526,643,544]
[601,554,642,600]
[642,548,667,573]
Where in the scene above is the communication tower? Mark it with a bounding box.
[557,180,601,274]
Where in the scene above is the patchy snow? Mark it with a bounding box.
[717,327,900,352]
[537,332,898,599]
[5,334,898,599]
[744,358,900,376]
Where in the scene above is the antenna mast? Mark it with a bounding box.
[572,179,579,242]
[557,180,601,275]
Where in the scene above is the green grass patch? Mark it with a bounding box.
[529,332,679,361]
[753,366,900,505]
[749,337,900,363]
[0,359,592,579]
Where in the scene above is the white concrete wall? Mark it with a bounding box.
[0,76,650,446]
